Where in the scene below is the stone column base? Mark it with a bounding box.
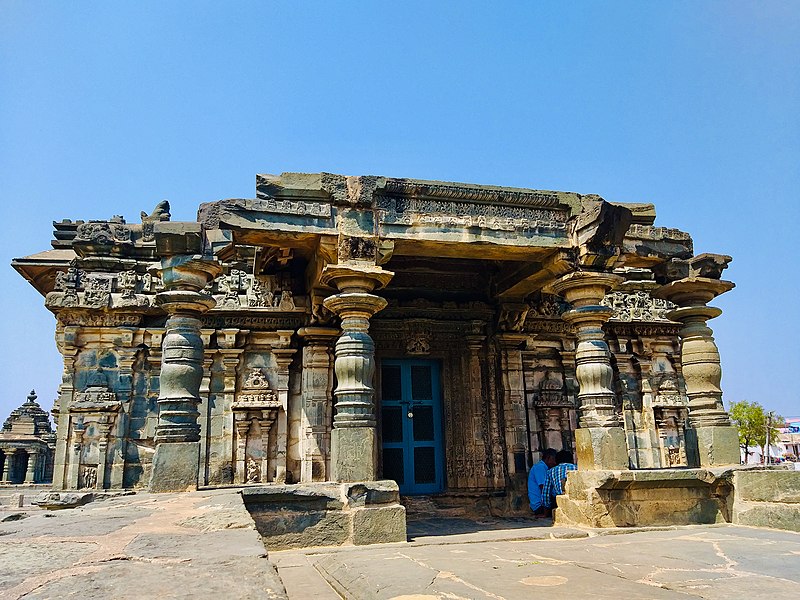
[685,425,740,467]
[148,441,200,493]
[575,427,629,470]
[331,427,377,482]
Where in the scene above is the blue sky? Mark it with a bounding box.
[1,1,798,420]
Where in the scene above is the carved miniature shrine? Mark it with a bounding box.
[13,172,740,515]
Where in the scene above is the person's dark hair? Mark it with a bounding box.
[542,448,558,460]
[555,450,573,465]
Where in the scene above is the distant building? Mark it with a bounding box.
[780,417,800,460]
[0,390,56,484]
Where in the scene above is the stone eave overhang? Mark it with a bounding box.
[12,249,77,296]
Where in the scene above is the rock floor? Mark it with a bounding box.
[2,490,799,599]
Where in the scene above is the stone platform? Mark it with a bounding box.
[555,466,800,530]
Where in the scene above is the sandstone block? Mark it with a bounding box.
[689,425,740,467]
[351,504,407,545]
[576,427,628,470]
[148,441,200,493]
[734,470,800,503]
[734,500,800,532]
[33,491,94,510]
[345,480,400,506]
[331,427,377,482]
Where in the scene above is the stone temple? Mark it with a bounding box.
[12,172,744,531]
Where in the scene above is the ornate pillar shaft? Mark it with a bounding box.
[496,333,529,479]
[552,272,628,470]
[218,349,243,485]
[657,276,739,466]
[321,265,392,482]
[25,451,39,483]
[148,254,221,492]
[96,422,111,490]
[297,327,338,482]
[2,449,15,482]
[272,348,296,483]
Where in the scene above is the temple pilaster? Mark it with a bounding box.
[552,271,628,470]
[321,265,393,482]
[297,326,338,483]
[657,272,739,467]
[496,332,529,479]
[148,254,221,492]
[2,449,15,483]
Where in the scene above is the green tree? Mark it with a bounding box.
[729,400,765,464]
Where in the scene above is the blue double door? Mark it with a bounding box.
[380,359,444,495]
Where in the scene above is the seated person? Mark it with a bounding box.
[542,450,577,510]
[528,448,558,516]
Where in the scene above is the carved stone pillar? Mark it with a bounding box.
[218,349,243,484]
[321,265,393,482]
[272,348,296,483]
[552,271,628,470]
[466,332,495,490]
[111,348,137,488]
[234,417,251,483]
[297,327,338,483]
[2,449,15,483]
[496,333,529,479]
[68,421,84,489]
[25,450,39,483]
[53,344,78,489]
[656,277,739,466]
[96,420,112,490]
[148,254,221,493]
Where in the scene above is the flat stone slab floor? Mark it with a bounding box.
[273,524,800,599]
[0,488,286,599]
[4,490,800,600]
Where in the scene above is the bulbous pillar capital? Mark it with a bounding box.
[550,271,623,307]
[319,264,394,294]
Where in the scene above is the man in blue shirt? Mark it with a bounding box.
[528,448,558,516]
[543,450,577,510]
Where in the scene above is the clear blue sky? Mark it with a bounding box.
[1,1,798,421]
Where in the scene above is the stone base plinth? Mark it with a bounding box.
[241,480,406,550]
[685,425,740,467]
[331,427,377,482]
[554,468,734,528]
[148,441,200,493]
[575,427,629,470]
[732,470,800,532]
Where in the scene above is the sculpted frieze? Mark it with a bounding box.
[243,196,332,218]
[601,291,676,322]
[212,272,300,311]
[75,220,132,245]
[376,196,568,234]
[200,315,305,330]
[56,311,142,327]
[382,179,563,208]
[47,266,158,310]
[528,294,569,318]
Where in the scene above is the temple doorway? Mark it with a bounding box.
[379,359,444,495]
